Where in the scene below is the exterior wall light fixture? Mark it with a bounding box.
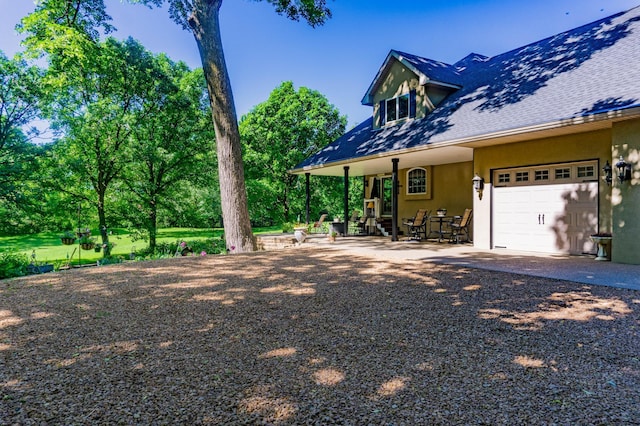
[615,156,632,183]
[602,161,612,185]
[472,173,485,199]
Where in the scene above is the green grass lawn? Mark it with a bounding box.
[0,226,281,266]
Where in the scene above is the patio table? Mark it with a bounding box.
[329,221,345,236]
[430,215,454,242]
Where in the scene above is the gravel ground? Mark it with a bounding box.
[1,247,639,425]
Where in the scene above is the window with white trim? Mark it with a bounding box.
[577,165,595,178]
[378,90,417,127]
[535,170,549,181]
[386,94,410,123]
[555,168,571,179]
[407,167,426,194]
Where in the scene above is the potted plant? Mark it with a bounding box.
[60,231,76,245]
[27,250,54,274]
[590,232,612,261]
[76,228,91,238]
[328,231,337,242]
[78,235,96,251]
[292,223,308,243]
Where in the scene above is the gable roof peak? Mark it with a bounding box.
[453,53,489,71]
[361,49,463,106]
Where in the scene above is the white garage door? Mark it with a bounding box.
[493,161,599,255]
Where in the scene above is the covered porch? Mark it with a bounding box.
[293,142,475,242]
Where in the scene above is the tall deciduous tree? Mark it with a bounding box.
[0,52,45,233]
[21,0,332,253]
[164,0,332,252]
[121,59,216,252]
[20,0,127,252]
[240,81,346,224]
[27,34,163,255]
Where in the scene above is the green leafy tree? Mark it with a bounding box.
[26,35,164,255]
[240,81,346,224]
[167,0,332,252]
[120,60,216,252]
[0,52,45,234]
[20,0,332,252]
[20,4,144,251]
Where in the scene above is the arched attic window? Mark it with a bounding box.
[407,167,427,195]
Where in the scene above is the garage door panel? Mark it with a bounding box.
[493,181,597,255]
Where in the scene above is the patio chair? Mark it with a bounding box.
[311,213,328,234]
[353,215,369,235]
[403,209,429,240]
[449,208,472,243]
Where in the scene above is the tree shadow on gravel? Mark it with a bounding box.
[1,248,639,425]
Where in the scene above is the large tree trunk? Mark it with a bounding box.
[148,198,158,254]
[188,0,256,253]
[97,189,111,257]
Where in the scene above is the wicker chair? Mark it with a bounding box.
[403,209,429,240]
[449,209,472,243]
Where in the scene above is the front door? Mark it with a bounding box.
[381,176,393,216]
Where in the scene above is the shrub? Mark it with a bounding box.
[282,222,294,233]
[0,252,30,280]
[136,238,227,259]
[189,238,226,255]
[97,256,123,266]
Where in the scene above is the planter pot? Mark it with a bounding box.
[94,246,102,253]
[590,236,612,261]
[293,227,307,243]
[61,237,76,245]
[28,264,54,274]
[81,243,95,251]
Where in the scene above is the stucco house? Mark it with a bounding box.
[291,6,640,264]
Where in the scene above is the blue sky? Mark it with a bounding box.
[1,0,639,128]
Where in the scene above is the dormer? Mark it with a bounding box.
[362,50,464,129]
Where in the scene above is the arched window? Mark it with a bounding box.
[407,168,427,194]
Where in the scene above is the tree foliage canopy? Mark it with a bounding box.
[0,52,44,219]
[240,81,346,223]
[3,0,346,248]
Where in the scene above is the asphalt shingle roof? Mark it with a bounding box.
[296,6,640,170]
[391,49,465,86]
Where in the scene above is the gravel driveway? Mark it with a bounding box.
[2,247,639,425]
